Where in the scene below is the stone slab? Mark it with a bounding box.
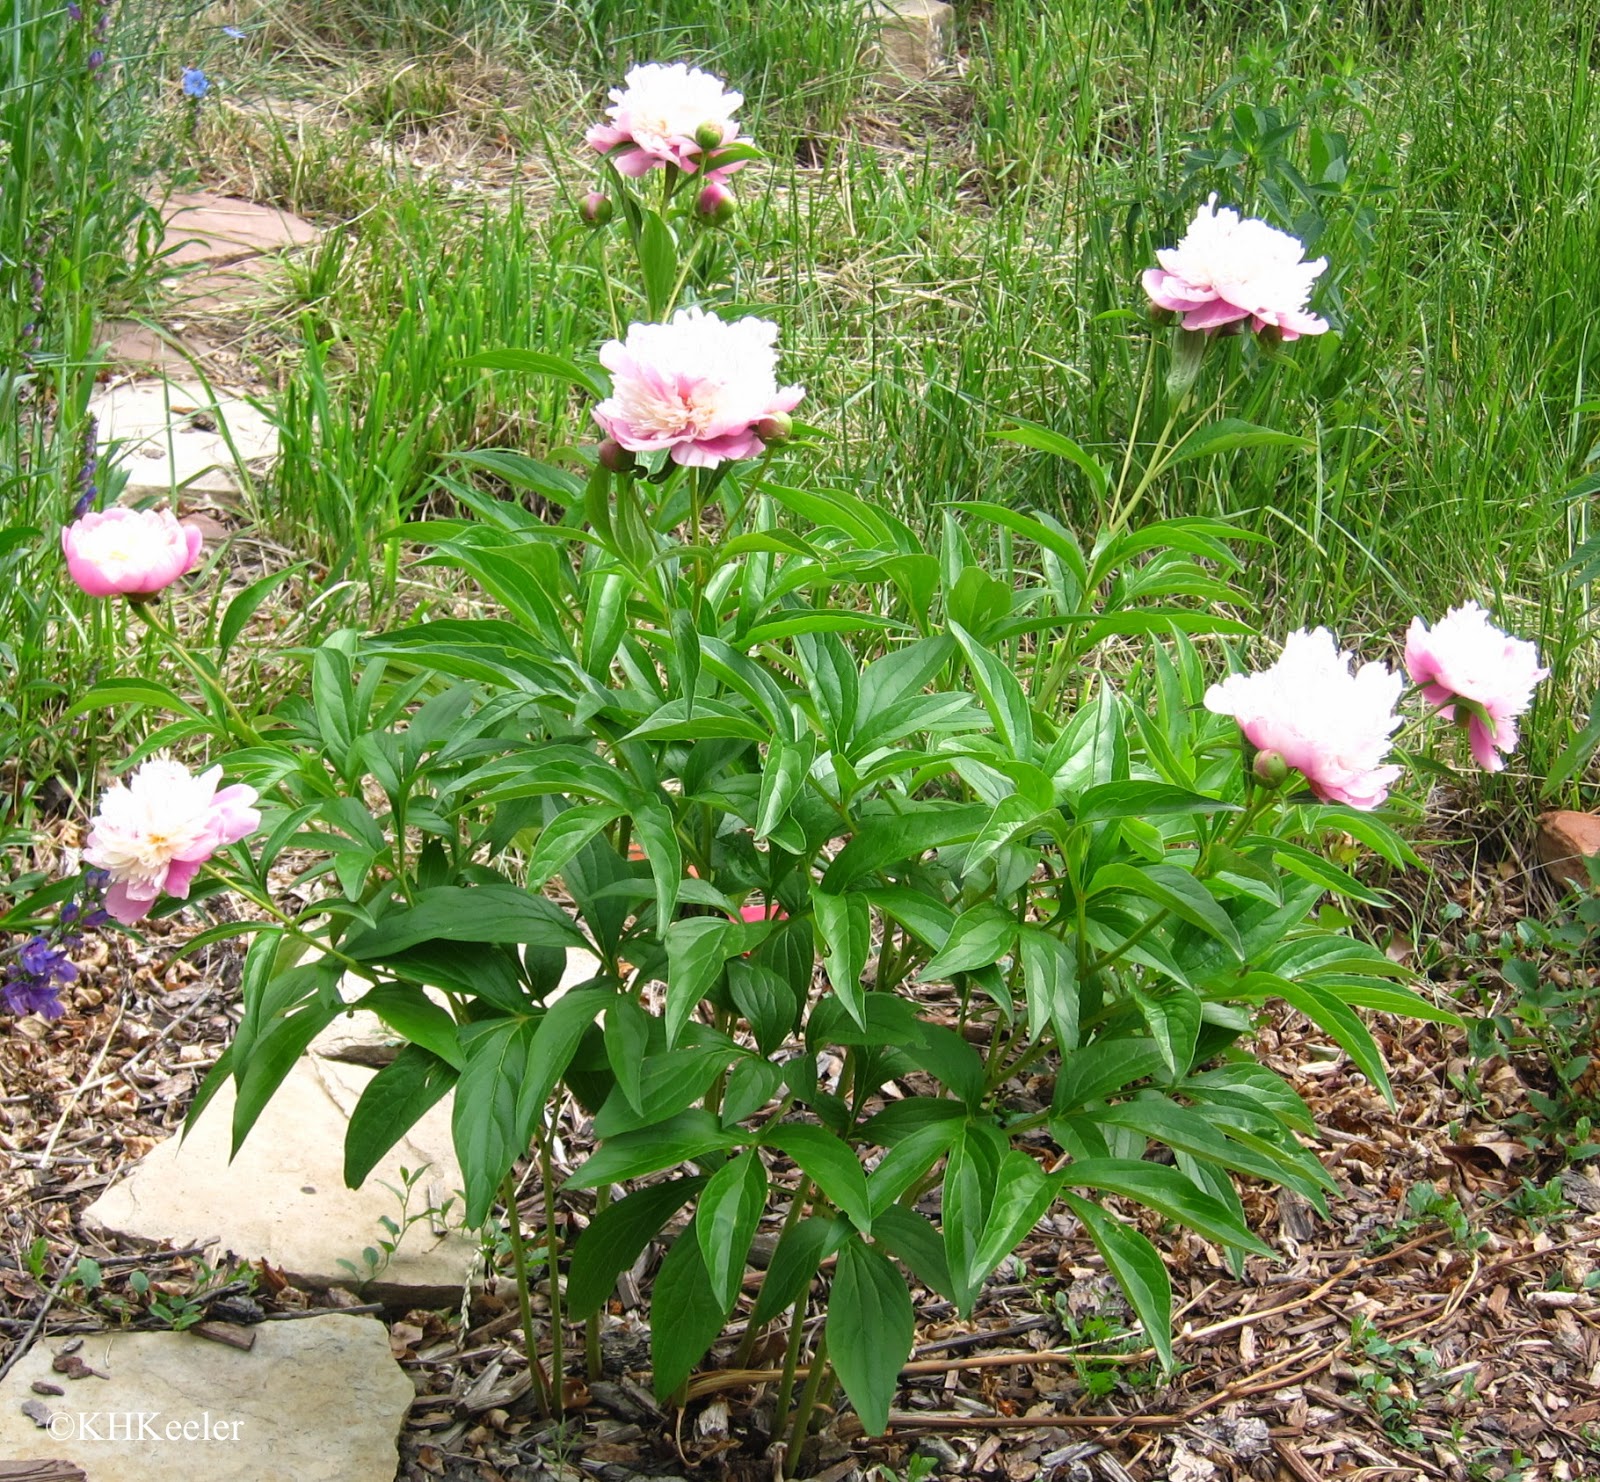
[87,378,276,500]
[83,1056,476,1306]
[159,191,320,268]
[0,1318,410,1482]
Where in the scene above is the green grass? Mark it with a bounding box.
[21,0,1594,816]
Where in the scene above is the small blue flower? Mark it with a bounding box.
[181,65,208,99]
[222,25,245,39]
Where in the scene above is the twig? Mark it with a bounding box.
[261,1303,386,1320]
[0,1244,80,1383]
[33,1007,124,1170]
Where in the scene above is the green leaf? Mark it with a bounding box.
[528,805,624,888]
[344,1045,457,1188]
[346,981,463,1069]
[219,563,307,660]
[1089,863,1242,958]
[727,960,798,1058]
[1166,417,1312,466]
[568,1109,742,1187]
[650,1228,730,1397]
[750,1214,845,1326]
[462,348,608,399]
[231,990,344,1159]
[721,1056,784,1126]
[1128,982,1203,1078]
[1061,1192,1173,1369]
[1067,1159,1273,1254]
[942,1119,1002,1314]
[1019,927,1079,1049]
[756,736,814,842]
[822,804,989,891]
[639,211,678,319]
[872,1204,955,1303]
[63,677,208,726]
[828,1237,915,1436]
[811,885,871,1028]
[452,992,607,1223]
[631,796,683,930]
[992,421,1110,499]
[697,1150,768,1310]
[1076,781,1239,824]
[344,885,587,957]
[867,1119,958,1216]
[950,621,1034,759]
[604,993,653,1116]
[971,1152,1065,1279]
[922,905,1018,980]
[763,1123,872,1233]
[1053,1037,1167,1112]
[567,1177,705,1318]
[664,917,733,1047]
[1239,972,1395,1104]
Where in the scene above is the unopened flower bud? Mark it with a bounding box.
[695,180,736,226]
[755,410,792,443]
[694,121,726,153]
[579,191,614,228]
[1251,749,1290,788]
[597,438,636,474]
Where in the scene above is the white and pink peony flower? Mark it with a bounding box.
[593,307,804,468]
[1144,195,1330,340]
[1404,602,1547,772]
[1205,628,1403,810]
[585,62,749,179]
[85,757,260,924]
[62,507,203,599]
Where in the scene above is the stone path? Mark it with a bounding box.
[0,1317,411,1482]
[89,191,322,504]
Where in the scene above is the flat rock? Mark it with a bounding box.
[0,1317,409,1482]
[159,191,320,268]
[83,1056,476,1306]
[869,0,954,80]
[87,377,276,501]
[1536,810,1600,890]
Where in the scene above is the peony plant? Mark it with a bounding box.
[61,62,1550,1475]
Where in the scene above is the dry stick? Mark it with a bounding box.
[33,1006,124,1170]
[0,1244,80,1384]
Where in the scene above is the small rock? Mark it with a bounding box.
[868,0,953,81]
[0,1317,410,1482]
[82,1056,476,1306]
[31,1381,65,1396]
[1536,810,1600,890]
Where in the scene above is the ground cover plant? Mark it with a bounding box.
[5,1,1600,1480]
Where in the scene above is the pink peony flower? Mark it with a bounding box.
[585,62,749,179]
[62,507,204,599]
[1205,628,1403,810]
[1404,602,1547,772]
[1144,195,1329,340]
[593,307,805,468]
[85,757,260,924]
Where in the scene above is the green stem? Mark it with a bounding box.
[128,600,264,746]
[501,1170,555,1419]
[770,1293,809,1444]
[585,1186,608,1381]
[539,1126,565,1399]
[733,1174,811,1369]
[782,1326,829,1477]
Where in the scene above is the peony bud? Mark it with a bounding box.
[694,121,726,153]
[695,180,736,226]
[597,438,636,474]
[1251,748,1290,788]
[579,191,614,228]
[754,410,793,444]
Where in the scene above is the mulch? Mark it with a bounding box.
[3,847,1599,1482]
